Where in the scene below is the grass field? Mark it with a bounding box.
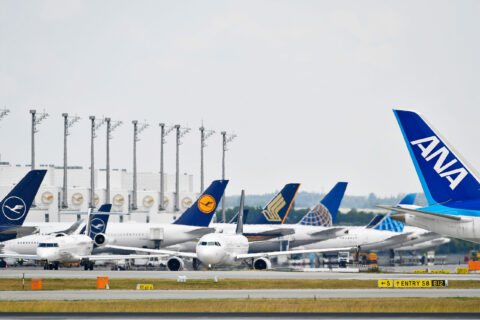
[0,298,479,312]
[1,278,480,290]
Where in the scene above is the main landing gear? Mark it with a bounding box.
[83,261,94,270]
[43,262,59,270]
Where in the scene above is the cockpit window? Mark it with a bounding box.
[38,243,59,248]
[215,242,221,246]
[199,241,207,246]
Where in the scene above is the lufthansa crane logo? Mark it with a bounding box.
[2,196,27,221]
[262,193,286,222]
[182,197,193,209]
[113,194,124,207]
[197,195,216,214]
[41,191,54,205]
[89,217,106,234]
[143,195,154,208]
[72,193,84,206]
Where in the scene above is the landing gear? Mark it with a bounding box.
[192,258,201,271]
[83,261,94,270]
[44,262,59,270]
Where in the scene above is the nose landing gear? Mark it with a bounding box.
[83,261,94,270]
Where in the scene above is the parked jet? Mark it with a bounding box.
[0,170,47,241]
[379,109,480,244]
[108,190,352,270]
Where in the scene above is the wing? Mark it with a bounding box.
[80,254,169,261]
[105,245,198,259]
[186,227,216,236]
[376,205,465,222]
[0,253,40,260]
[235,246,353,260]
[310,227,346,238]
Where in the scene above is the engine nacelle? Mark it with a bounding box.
[253,257,272,270]
[167,257,184,271]
[94,233,108,247]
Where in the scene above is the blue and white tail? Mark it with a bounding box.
[373,193,416,232]
[298,182,347,226]
[0,170,47,227]
[394,110,480,205]
[249,183,300,224]
[173,180,228,226]
[79,204,112,238]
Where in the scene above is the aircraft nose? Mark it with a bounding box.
[197,246,222,265]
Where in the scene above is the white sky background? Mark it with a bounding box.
[0,0,479,197]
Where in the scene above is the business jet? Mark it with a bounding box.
[378,110,480,244]
[0,170,47,241]
[107,190,352,270]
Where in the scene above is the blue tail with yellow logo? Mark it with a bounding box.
[394,110,480,205]
[372,193,416,232]
[0,170,47,230]
[298,182,348,226]
[248,183,300,224]
[173,180,229,226]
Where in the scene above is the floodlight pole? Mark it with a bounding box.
[30,109,48,207]
[174,125,190,211]
[159,123,174,211]
[89,116,105,208]
[199,125,215,193]
[132,120,149,211]
[221,131,236,222]
[105,118,122,204]
[62,113,80,208]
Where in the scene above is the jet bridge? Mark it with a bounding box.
[149,227,164,249]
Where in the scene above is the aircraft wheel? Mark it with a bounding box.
[54,262,59,270]
[48,263,54,270]
[89,262,94,270]
[84,263,88,271]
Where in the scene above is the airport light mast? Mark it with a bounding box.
[0,108,10,122]
[89,116,105,209]
[105,118,122,204]
[159,123,175,211]
[132,120,149,211]
[221,131,236,222]
[30,109,48,208]
[61,113,80,208]
[199,125,215,193]
[174,124,190,212]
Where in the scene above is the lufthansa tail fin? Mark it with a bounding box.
[88,204,112,239]
[298,182,348,226]
[173,180,228,227]
[394,110,480,204]
[248,183,300,225]
[0,170,47,227]
[373,193,416,232]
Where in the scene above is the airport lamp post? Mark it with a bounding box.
[221,131,236,222]
[61,113,80,209]
[105,118,122,204]
[30,109,48,208]
[132,120,149,211]
[159,123,175,211]
[174,124,190,212]
[0,108,10,123]
[199,125,215,193]
[89,116,105,209]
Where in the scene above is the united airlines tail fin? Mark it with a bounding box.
[173,180,228,226]
[0,170,47,227]
[248,183,300,224]
[394,110,480,205]
[373,193,416,232]
[298,182,348,226]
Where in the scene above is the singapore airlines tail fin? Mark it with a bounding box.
[249,183,300,224]
[394,110,480,205]
[173,180,229,226]
[372,193,416,232]
[298,182,348,226]
[0,170,47,228]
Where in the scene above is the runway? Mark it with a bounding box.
[2,288,480,300]
[1,269,479,280]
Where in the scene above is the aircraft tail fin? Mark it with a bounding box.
[0,170,47,226]
[236,190,245,235]
[248,183,300,224]
[88,204,112,239]
[298,182,347,226]
[173,180,228,226]
[394,110,480,205]
[373,193,416,232]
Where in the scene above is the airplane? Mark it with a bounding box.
[107,190,353,270]
[0,170,47,242]
[378,109,480,244]
[0,205,165,270]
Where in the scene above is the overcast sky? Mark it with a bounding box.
[1,0,479,197]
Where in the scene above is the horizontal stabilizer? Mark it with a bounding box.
[377,205,464,222]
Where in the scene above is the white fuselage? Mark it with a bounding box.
[36,235,93,263]
[195,233,249,267]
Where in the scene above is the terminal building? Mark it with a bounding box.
[0,163,197,224]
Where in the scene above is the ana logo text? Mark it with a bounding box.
[2,196,27,221]
[262,193,286,222]
[411,136,468,190]
[197,195,216,214]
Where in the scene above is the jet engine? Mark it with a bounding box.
[167,257,184,271]
[253,257,272,270]
[93,233,108,247]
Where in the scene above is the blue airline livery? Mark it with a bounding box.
[372,193,416,233]
[298,182,348,226]
[0,170,47,241]
[78,204,112,239]
[173,180,228,227]
[380,110,480,243]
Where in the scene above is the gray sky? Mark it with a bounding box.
[1,0,480,197]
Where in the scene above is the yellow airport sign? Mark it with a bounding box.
[136,284,154,290]
[378,280,393,287]
[394,280,448,288]
[457,267,469,274]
